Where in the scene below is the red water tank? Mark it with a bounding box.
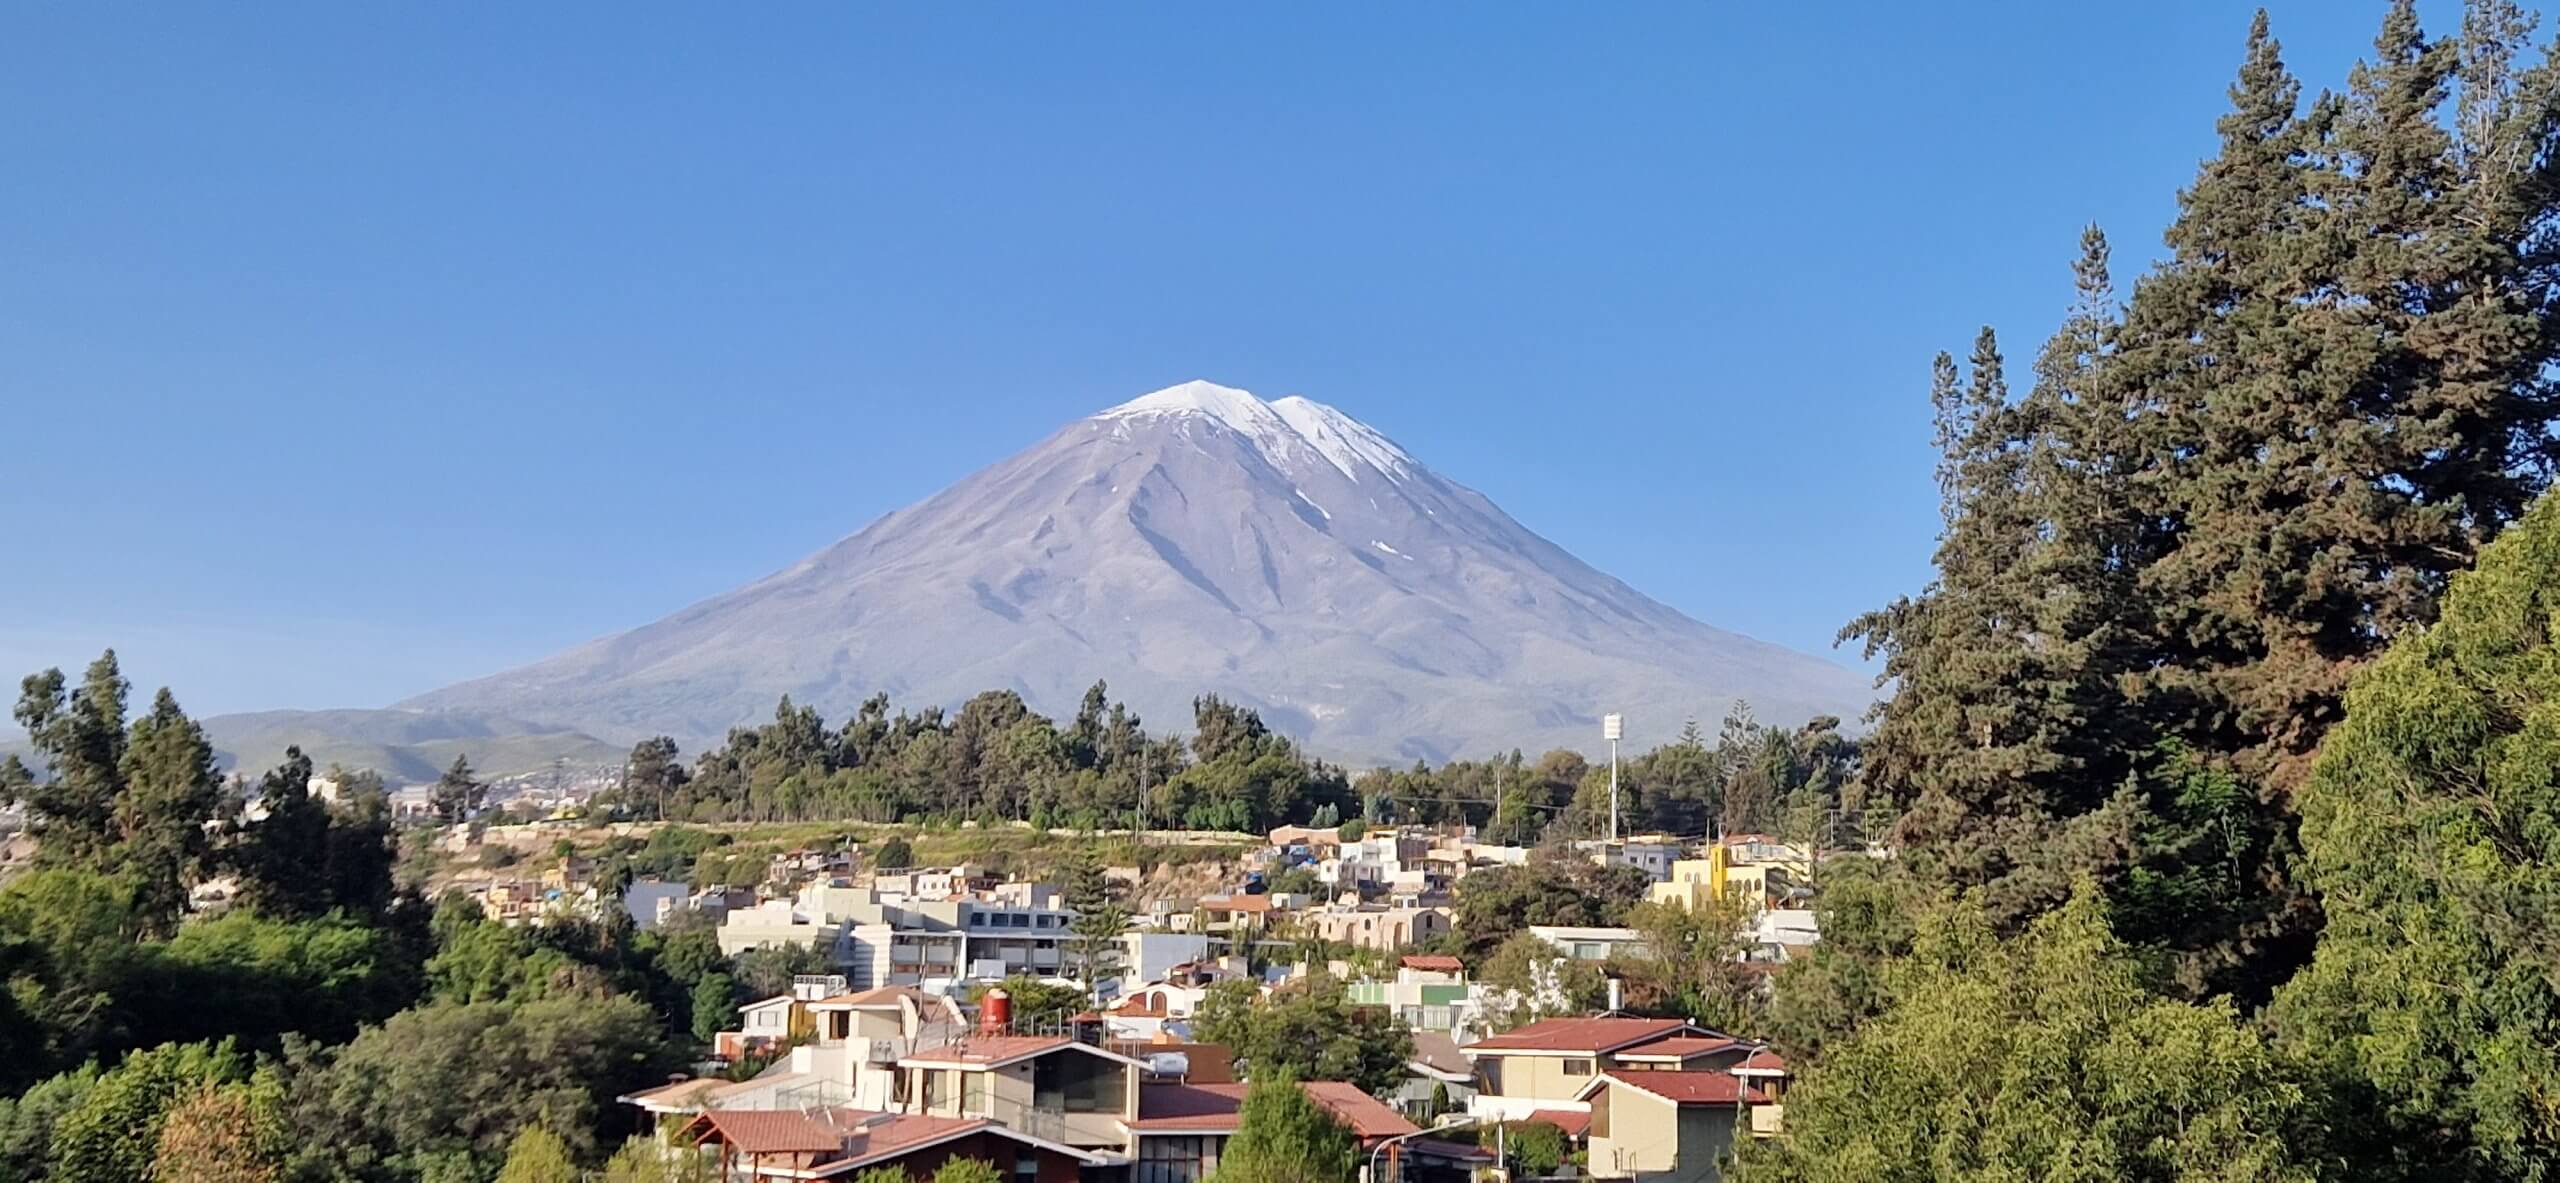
[979,987,1012,1035]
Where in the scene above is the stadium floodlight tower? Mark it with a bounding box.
[1603,713,1624,843]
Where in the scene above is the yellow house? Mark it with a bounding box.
[1644,839,1811,915]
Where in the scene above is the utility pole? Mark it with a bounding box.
[1603,714,1623,843]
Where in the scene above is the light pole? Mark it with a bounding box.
[1603,714,1623,843]
[1365,1114,1480,1183]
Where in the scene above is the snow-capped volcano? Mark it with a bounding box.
[1097,381,1419,483]
[399,380,1872,762]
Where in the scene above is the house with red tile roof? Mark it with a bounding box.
[1460,1017,1721,1121]
[680,1107,1106,1183]
[1610,1037,1749,1071]
[897,1034,1154,1149]
[1572,1072,1767,1183]
[1123,1082,1491,1183]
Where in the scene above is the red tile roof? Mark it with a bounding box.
[1522,1109,1592,1137]
[1594,1072,1765,1106]
[1130,1082,1419,1141]
[900,1034,1075,1067]
[1467,1017,1698,1055]
[1615,1036,1741,1060]
[1733,1050,1787,1073]
[836,1114,995,1165]
[684,1109,845,1155]
[1400,955,1465,972]
[812,986,928,1009]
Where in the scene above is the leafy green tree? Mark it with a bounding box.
[929,1159,1003,1183]
[1474,931,1605,1032]
[425,901,588,1004]
[973,977,1086,1031]
[150,1079,285,1183]
[1262,866,1322,898]
[1619,898,1759,1032]
[233,747,331,920]
[429,756,485,826]
[1451,849,1646,956]
[50,1040,251,1183]
[14,653,134,872]
[1761,862,1915,1059]
[1067,904,1130,990]
[688,973,736,1046]
[128,910,421,1053]
[1736,886,2310,1183]
[494,1126,578,1183]
[1505,1121,1566,1177]
[871,837,914,870]
[602,1134,714,1183]
[731,939,832,999]
[1192,975,1412,1096]
[12,656,226,939]
[2275,492,2560,1181]
[1839,3,2560,1006]
[283,994,679,1173]
[0,1065,99,1183]
[1207,1070,1357,1183]
[116,690,224,939]
[618,738,688,822]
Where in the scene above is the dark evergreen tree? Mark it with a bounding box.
[14,653,132,871]
[235,748,329,920]
[428,756,485,826]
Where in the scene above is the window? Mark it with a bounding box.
[1137,1136,1222,1183]
[1015,1154,1039,1183]
[1035,1051,1128,1113]
[1562,1059,1594,1077]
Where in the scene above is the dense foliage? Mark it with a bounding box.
[2275,493,2560,1180]
[1192,975,1414,1096]
[1742,887,2312,1182]
[599,685,1858,849]
[1748,7,2560,1181]
[1843,0,2560,1004]
[1203,1071,1359,1183]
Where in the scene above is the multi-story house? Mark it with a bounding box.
[1300,906,1451,953]
[717,881,1080,989]
[1460,1017,1739,1121]
[1346,955,1482,1036]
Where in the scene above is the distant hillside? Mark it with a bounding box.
[2,708,624,787]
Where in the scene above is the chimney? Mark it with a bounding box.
[979,986,1012,1035]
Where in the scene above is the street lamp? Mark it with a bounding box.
[1602,714,1623,843]
[1366,1113,1480,1183]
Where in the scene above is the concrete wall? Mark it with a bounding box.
[1586,1086,1736,1183]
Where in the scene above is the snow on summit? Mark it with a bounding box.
[1097,379,1414,482]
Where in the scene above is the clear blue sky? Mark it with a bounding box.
[0,2,2474,719]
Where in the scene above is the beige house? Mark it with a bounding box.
[1576,1072,1764,1183]
[1301,906,1451,952]
[1460,1017,1711,1121]
[898,1034,1149,1148]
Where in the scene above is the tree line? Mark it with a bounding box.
[0,651,852,1182]
[602,684,1860,846]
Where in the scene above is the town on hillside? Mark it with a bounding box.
[423,817,1825,1183]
